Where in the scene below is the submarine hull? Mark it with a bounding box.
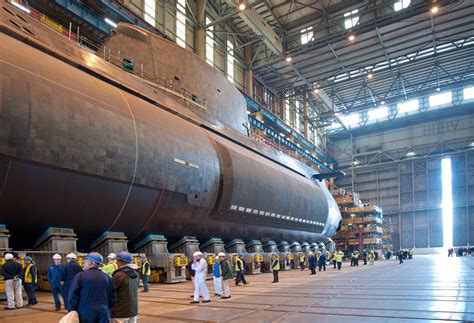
[0,1,341,249]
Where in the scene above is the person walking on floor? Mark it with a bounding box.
[233,254,247,286]
[299,253,306,271]
[398,249,404,264]
[47,254,64,311]
[190,251,211,304]
[110,251,139,323]
[318,251,326,271]
[2,253,23,310]
[218,252,232,299]
[308,253,316,275]
[69,252,116,323]
[61,253,82,311]
[23,256,37,307]
[368,251,375,266]
[271,254,280,283]
[139,255,151,293]
[212,256,223,297]
[336,251,343,270]
[332,252,337,269]
[362,250,368,265]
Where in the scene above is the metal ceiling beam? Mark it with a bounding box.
[224,0,283,55]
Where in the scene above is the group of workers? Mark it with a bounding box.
[190,251,234,304]
[1,252,151,322]
[3,247,385,317]
[396,248,413,264]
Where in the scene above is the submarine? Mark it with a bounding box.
[0,0,341,249]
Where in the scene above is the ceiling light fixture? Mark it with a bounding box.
[238,2,246,11]
[348,34,355,42]
[313,88,320,94]
[431,0,440,14]
[367,72,373,79]
[285,56,292,63]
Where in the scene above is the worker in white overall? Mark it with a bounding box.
[190,251,211,304]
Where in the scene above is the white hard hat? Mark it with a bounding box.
[53,254,62,260]
[4,253,14,260]
[218,252,226,257]
[193,251,203,257]
[66,253,77,259]
[107,253,117,260]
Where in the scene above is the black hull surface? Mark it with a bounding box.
[0,1,341,249]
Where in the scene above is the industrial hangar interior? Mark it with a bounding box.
[0,0,473,321]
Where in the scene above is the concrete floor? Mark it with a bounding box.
[1,255,473,322]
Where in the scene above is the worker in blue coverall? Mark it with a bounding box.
[69,252,116,323]
[61,253,82,311]
[47,254,64,311]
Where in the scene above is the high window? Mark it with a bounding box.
[300,27,313,45]
[341,113,359,128]
[397,99,419,113]
[344,9,359,29]
[463,86,474,100]
[205,17,214,66]
[368,106,388,121]
[295,100,301,132]
[429,91,452,107]
[226,40,234,83]
[144,0,156,27]
[176,0,186,48]
[394,0,411,11]
[285,97,291,124]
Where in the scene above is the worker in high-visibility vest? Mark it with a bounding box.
[335,251,343,270]
[368,251,375,266]
[139,255,151,293]
[233,255,247,286]
[271,254,280,283]
[101,253,118,277]
[299,253,306,271]
[23,256,37,307]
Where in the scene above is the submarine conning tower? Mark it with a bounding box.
[98,23,248,136]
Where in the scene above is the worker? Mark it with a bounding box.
[212,256,223,297]
[308,252,316,275]
[23,256,38,307]
[271,254,280,283]
[110,251,139,323]
[408,248,413,259]
[69,252,116,322]
[352,250,359,266]
[233,254,248,286]
[218,252,232,299]
[362,250,368,265]
[398,249,404,264]
[299,253,306,270]
[190,251,211,304]
[61,253,82,311]
[331,252,337,269]
[336,251,343,270]
[139,255,151,293]
[318,251,326,271]
[47,253,65,311]
[368,251,375,266]
[2,253,23,310]
[102,253,118,277]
